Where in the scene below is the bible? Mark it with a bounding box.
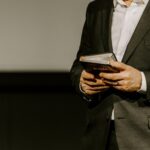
[79,53,118,74]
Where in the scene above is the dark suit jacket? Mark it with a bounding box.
[70,0,150,150]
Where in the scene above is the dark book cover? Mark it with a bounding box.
[79,53,118,74]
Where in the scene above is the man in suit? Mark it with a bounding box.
[71,0,150,149]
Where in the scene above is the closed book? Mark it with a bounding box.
[79,53,118,74]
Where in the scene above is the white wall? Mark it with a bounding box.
[0,0,89,71]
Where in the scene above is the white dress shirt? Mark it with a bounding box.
[111,0,148,119]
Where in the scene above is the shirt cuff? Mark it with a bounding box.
[138,72,147,93]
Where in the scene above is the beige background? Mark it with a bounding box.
[0,0,89,71]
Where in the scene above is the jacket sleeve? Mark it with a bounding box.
[143,71,150,101]
[70,2,98,103]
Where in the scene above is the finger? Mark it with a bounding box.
[110,60,127,71]
[81,70,95,80]
[102,79,119,86]
[103,79,127,86]
[90,86,110,91]
[80,83,91,93]
[85,88,109,95]
[85,90,101,95]
[99,72,123,81]
[81,78,106,86]
[80,80,108,88]
[113,85,130,92]
[81,82,109,94]
[95,78,108,86]
[113,85,125,91]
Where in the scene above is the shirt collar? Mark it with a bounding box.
[113,0,145,7]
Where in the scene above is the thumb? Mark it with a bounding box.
[109,60,126,71]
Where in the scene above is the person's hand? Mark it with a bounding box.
[99,60,142,92]
[80,70,110,95]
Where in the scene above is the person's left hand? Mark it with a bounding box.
[99,60,142,92]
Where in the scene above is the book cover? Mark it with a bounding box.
[79,53,118,74]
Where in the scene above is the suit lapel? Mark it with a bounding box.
[122,1,150,63]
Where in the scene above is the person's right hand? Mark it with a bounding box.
[80,70,110,95]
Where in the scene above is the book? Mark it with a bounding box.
[79,53,118,74]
